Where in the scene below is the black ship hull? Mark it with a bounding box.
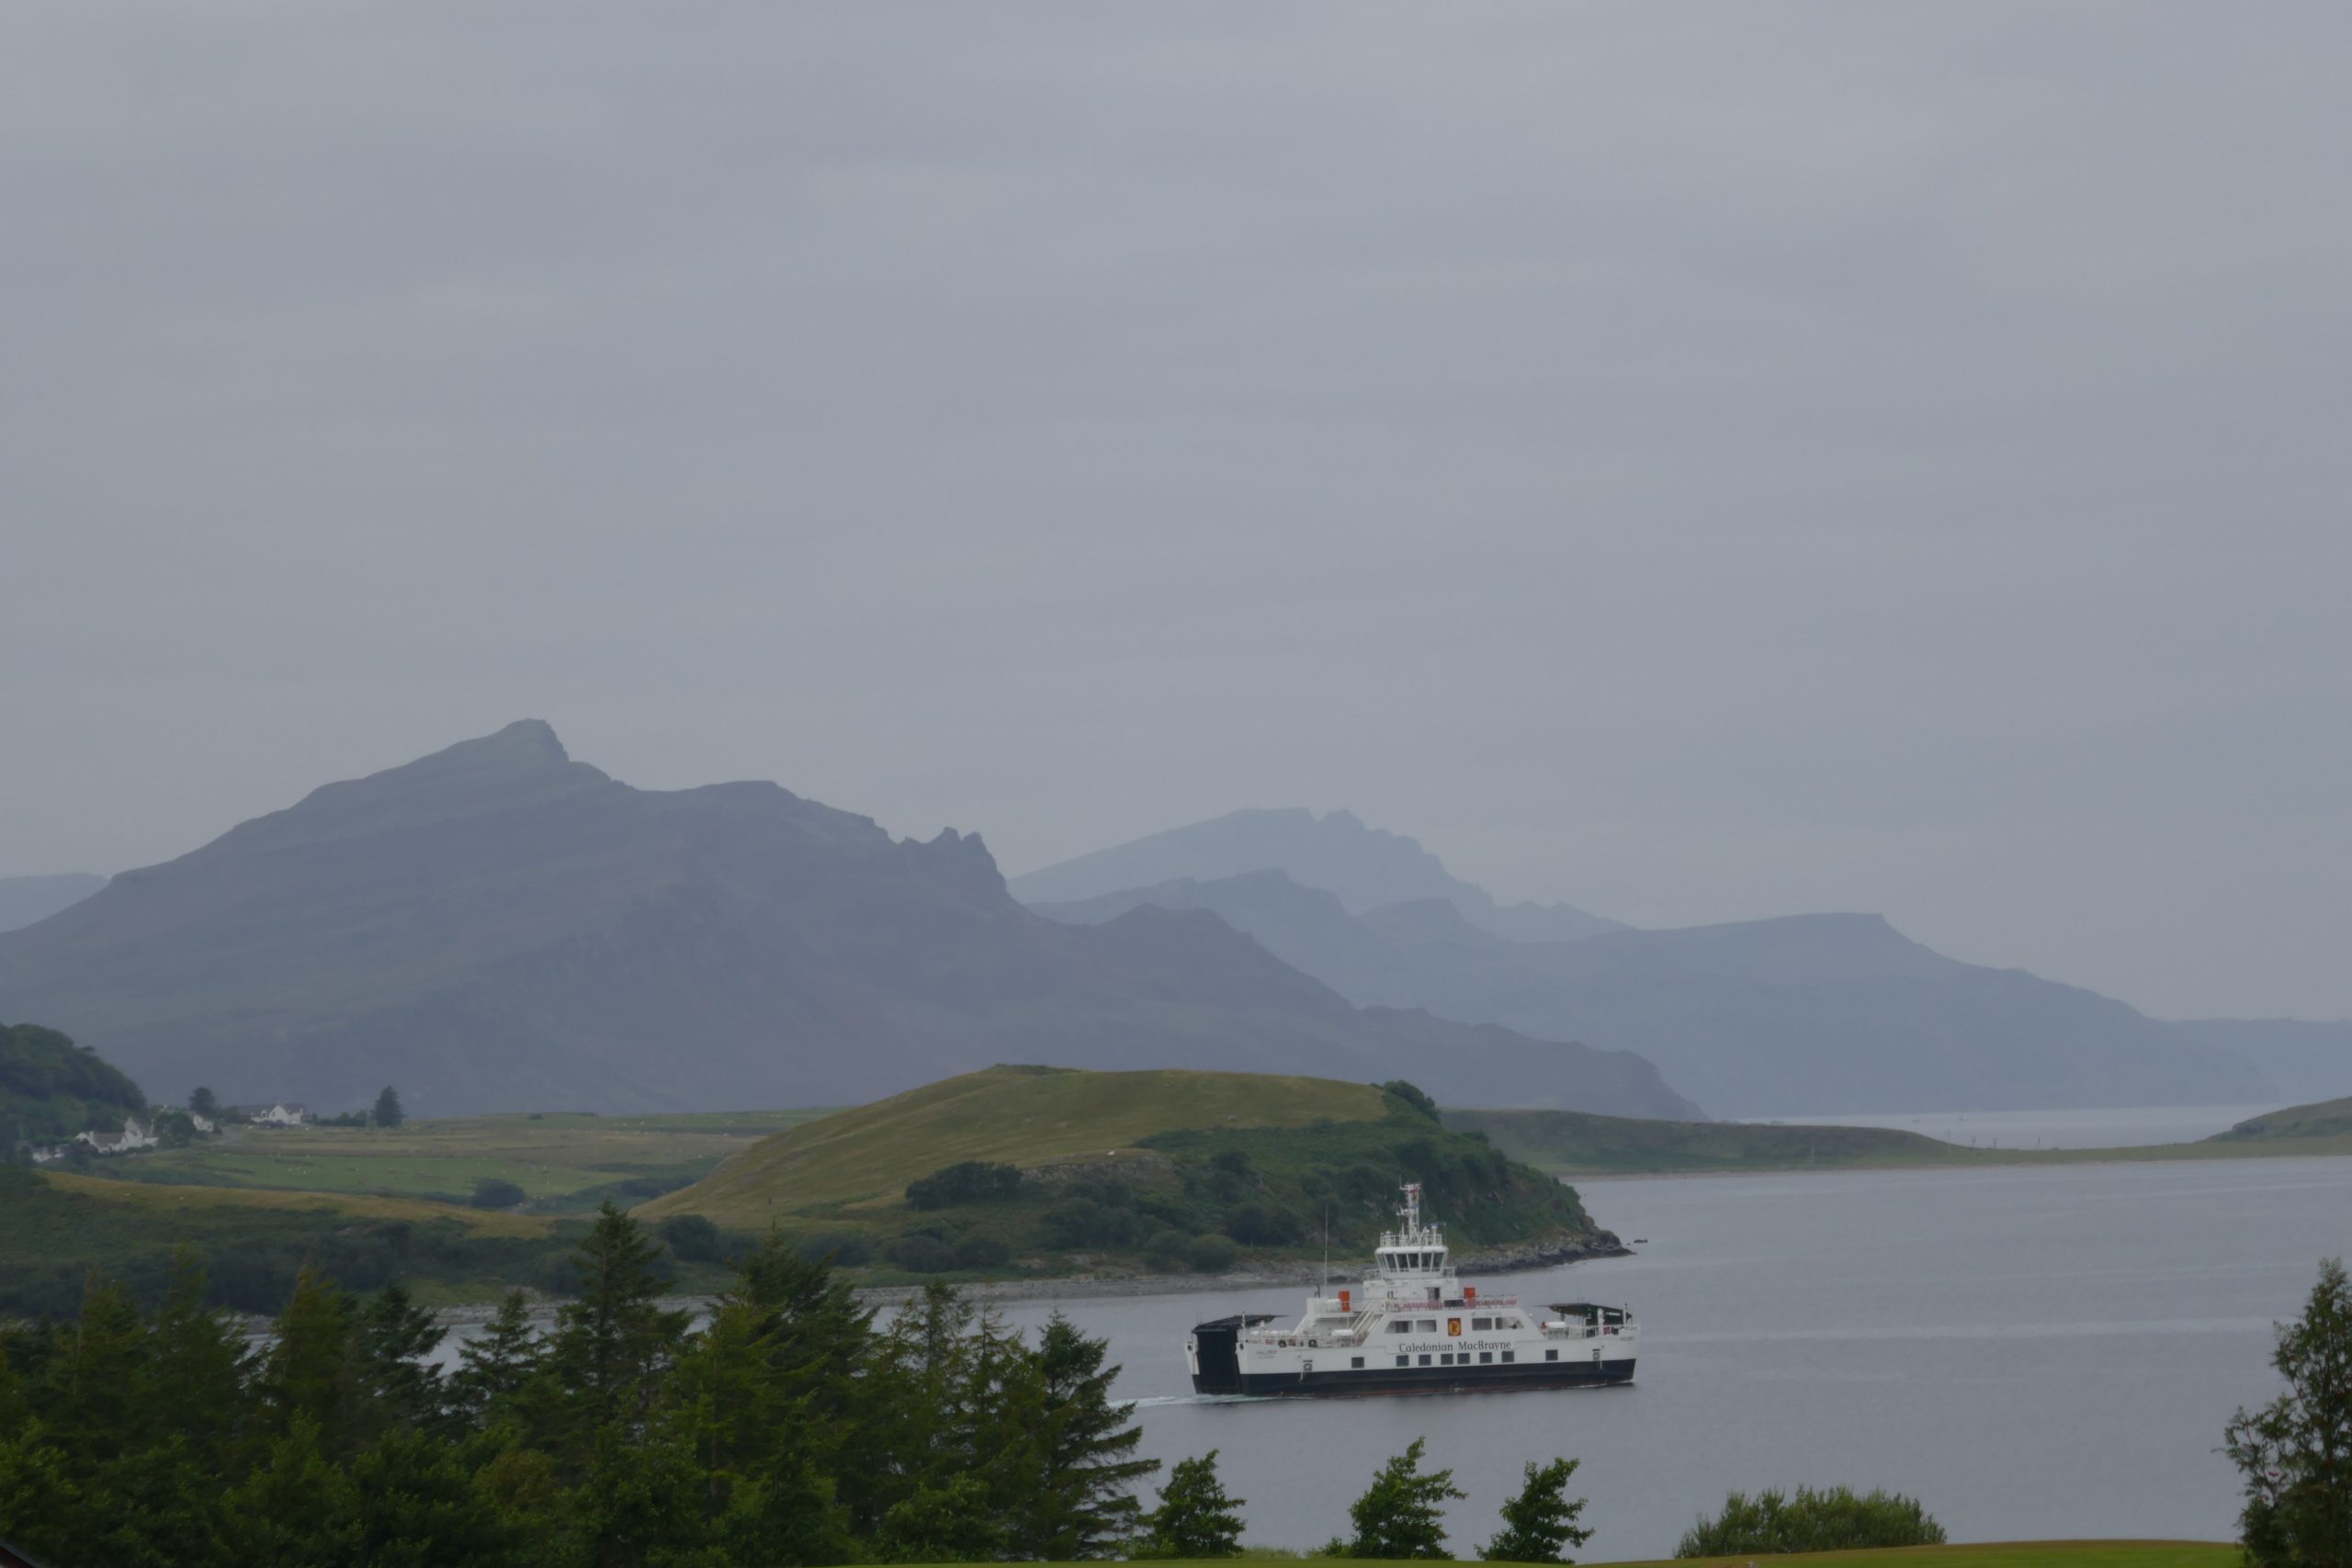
[1191,1357,1635,1398]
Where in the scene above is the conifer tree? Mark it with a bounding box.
[1139,1449,1247,1559]
[356,1281,447,1432]
[1016,1312,1159,1559]
[2226,1256,2352,1568]
[1338,1437,1467,1559]
[141,1247,250,1449]
[372,1085,405,1128]
[549,1202,690,1438]
[1481,1458,1593,1562]
[452,1288,546,1424]
[261,1267,357,1448]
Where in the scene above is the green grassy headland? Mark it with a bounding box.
[1577,1542,2233,1568]
[639,1065,1600,1279]
[1447,1100,2352,1178]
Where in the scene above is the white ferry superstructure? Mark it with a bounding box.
[1184,1182,1635,1397]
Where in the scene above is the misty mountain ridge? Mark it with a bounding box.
[1009,806,1624,944]
[0,722,1696,1121]
[1033,868,2286,1117]
[0,874,107,934]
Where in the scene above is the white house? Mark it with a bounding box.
[73,1118,160,1156]
[227,1101,311,1127]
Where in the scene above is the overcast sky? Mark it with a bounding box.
[6,4,2348,1021]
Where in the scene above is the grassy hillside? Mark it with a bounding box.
[1584,1545,2233,1568]
[642,1066,1602,1279]
[2210,1094,2352,1142]
[0,1164,581,1319]
[97,1106,832,1209]
[1445,1106,1980,1175]
[661,1065,1386,1217]
[1,1019,147,1144]
[1453,1102,2352,1177]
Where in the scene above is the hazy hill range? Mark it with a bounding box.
[2165,1018,2352,1106]
[1010,807,1624,943]
[1032,867,2268,1117]
[0,874,107,933]
[0,723,1694,1120]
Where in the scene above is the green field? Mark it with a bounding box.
[1451,1103,2352,1177]
[96,1105,835,1209]
[1066,1543,2237,1568]
[650,1064,1390,1224]
[0,1164,583,1319]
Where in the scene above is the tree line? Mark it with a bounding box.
[0,1201,1603,1567]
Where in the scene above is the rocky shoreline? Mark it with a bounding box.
[424,1229,1633,1325]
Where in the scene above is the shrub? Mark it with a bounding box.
[1675,1486,1944,1557]
[1480,1458,1592,1562]
[1225,1202,1303,1247]
[658,1213,723,1263]
[905,1160,1023,1211]
[470,1178,526,1210]
[1334,1438,1464,1559]
[1145,1230,1193,1270]
[1382,1080,1440,1121]
[951,1234,1011,1270]
[885,1235,955,1273]
[1038,1198,1144,1249]
[1185,1235,1238,1273]
[1138,1449,1246,1559]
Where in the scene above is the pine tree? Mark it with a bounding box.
[1015,1312,1159,1558]
[261,1267,357,1447]
[452,1289,546,1425]
[141,1247,250,1450]
[549,1202,690,1438]
[372,1085,405,1128]
[1339,1437,1466,1559]
[2226,1257,2352,1568]
[1140,1450,1247,1559]
[187,1086,220,1122]
[1481,1458,1593,1562]
[356,1281,448,1432]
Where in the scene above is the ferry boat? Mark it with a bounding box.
[1185,1182,1635,1397]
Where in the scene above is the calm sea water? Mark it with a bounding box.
[994,1154,2352,1557]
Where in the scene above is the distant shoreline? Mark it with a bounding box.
[1556,1137,2352,1182]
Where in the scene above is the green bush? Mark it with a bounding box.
[1039,1198,1145,1248]
[1675,1485,1945,1557]
[658,1213,723,1262]
[470,1177,526,1210]
[1225,1202,1303,1247]
[905,1159,1023,1210]
[1185,1235,1238,1273]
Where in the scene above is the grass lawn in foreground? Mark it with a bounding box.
[1105,1542,2239,1568]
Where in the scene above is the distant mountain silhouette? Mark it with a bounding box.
[1033,871,2270,1117]
[1009,807,1623,943]
[2167,1018,2352,1106]
[0,874,107,934]
[0,724,1696,1120]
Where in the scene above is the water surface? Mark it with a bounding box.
[996,1156,2352,1556]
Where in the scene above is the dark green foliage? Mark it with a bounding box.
[1481,1458,1593,1562]
[0,1212,1159,1565]
[1225,1201,1304,1246]
[1335,1437,1465,1559]
[1139,1449,1246,1559]
[659,1212,724,1262]
[0,1021,145,1143]
[472,1176,528,1209]
[1040,1196,1148,1248]
[1383,1079,1441,1121]
[0,1176,581,1319]
[906,1159,1024,1210]
[2225,1257,2352,1568]
[1674,1484,1947,1556]
[187,1085,220,1121]
[372,1085,406,1128]
[1185,1234,1238,1272]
